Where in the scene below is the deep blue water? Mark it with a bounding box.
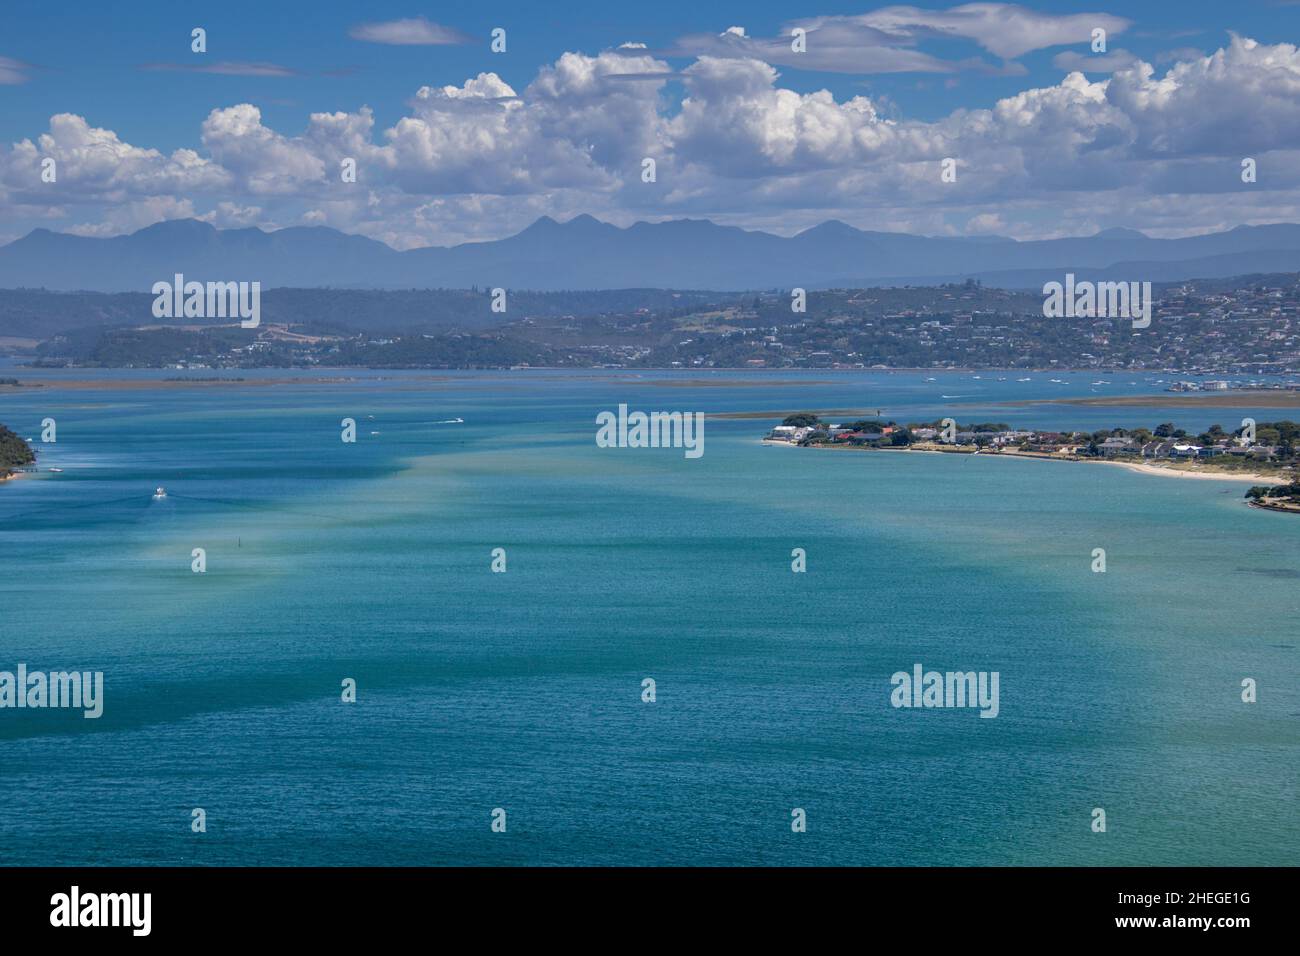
[1,369,1297,865]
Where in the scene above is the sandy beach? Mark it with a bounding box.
[927,447,1274,482]
[768,438,1284,483]
[1085,458,1277,483]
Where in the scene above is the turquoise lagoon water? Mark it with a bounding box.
[0,368,1296,865]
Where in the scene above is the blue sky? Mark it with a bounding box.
[2,1,1300,246]
[6,0,1292,140]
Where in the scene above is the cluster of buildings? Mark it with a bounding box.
[768,424,820,442]
[1098,437,1277,460]
[769,422,907,443]
[627,279,1300,373]
[767,422,1282,461]
[767,423,1037,447]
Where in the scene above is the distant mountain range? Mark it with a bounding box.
[2,215,1299,292]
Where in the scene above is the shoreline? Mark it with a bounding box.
[1082,458,1273,483]
[763,439,1281,483]
[994,390,1300,409]
[1248,498,1300,514]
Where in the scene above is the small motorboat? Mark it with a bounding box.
[153,486,167,499]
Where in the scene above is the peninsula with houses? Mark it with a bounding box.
[765,414,1300,506]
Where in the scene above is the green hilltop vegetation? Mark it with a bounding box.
[0,422,36,475]
[1245,483,1300,503]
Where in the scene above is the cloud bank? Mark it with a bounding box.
[3,27,1299,247]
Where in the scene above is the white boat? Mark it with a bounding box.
[1017,377,1031,382]
[48,467,63,473]
[153,486,167,499]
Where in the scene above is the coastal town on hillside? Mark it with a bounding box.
[9,275,1300,374]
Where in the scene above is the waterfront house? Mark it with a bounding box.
[1227,445,1277,459]
[1098,437,1138,457]
[1142,440,1179,458]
